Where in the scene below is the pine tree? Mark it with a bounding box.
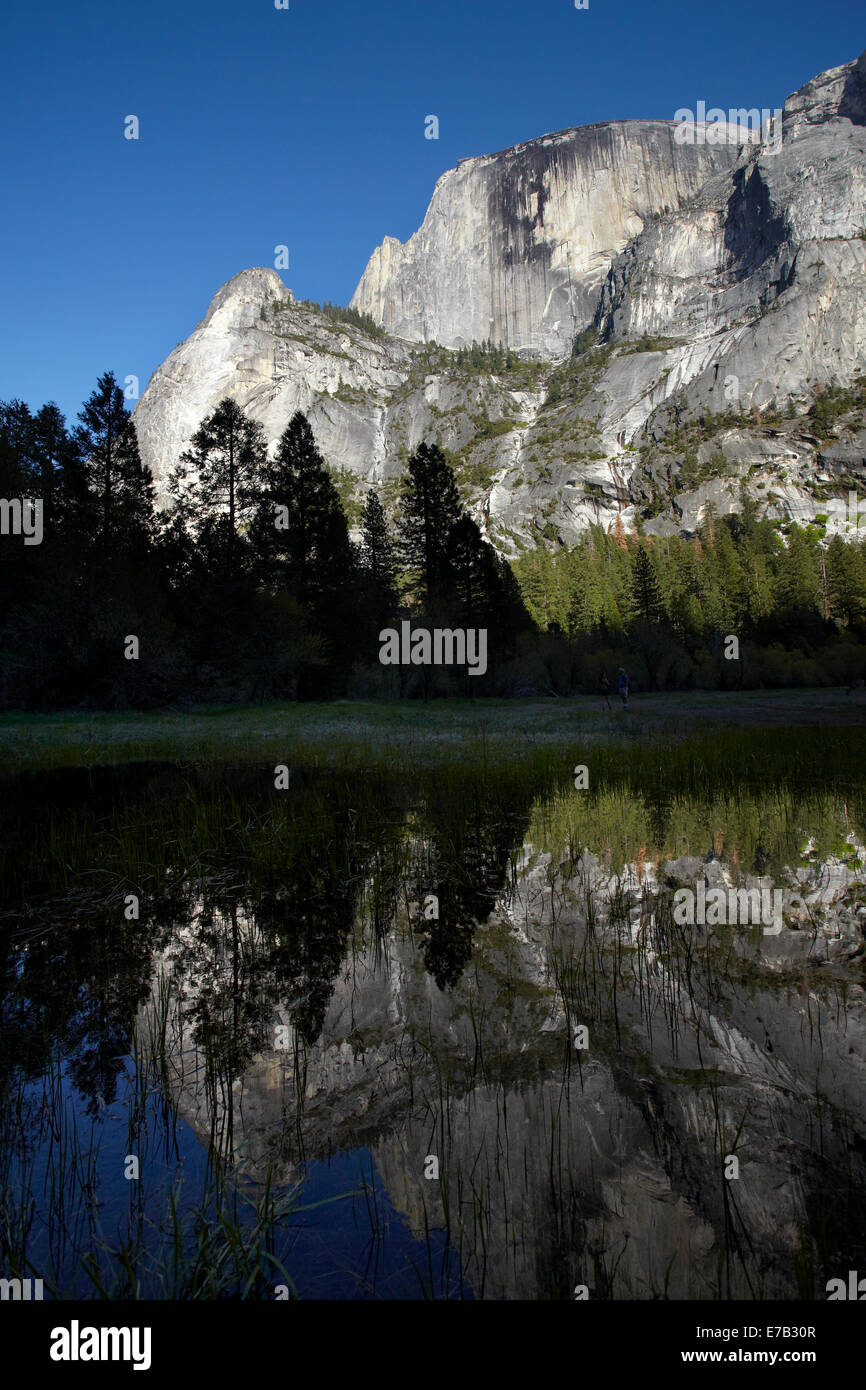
[357,487,399,639]
[514,547,553,628]
[169,397,266,579]
[32,403,87,531]
[713,523,747,632]
[774,527,821,618]
[629,543,665,624]
[445,514,501,621]
[250,412,357,696]
[397,442,462,606]
[733,496,779,626]
[571,548,606,633]
[254,411,354,614]
[75,371,155,550]
[0,400,36,496]
[827,535,866,628]
[360,489,398,604]
[664,536,704,638]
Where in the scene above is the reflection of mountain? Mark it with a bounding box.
[4,761,866,1299]
[1,759,537,1095]
[143,826,866,1300]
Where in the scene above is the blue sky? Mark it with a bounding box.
[0,0,862,422]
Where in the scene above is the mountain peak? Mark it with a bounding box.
[203,267,289,325]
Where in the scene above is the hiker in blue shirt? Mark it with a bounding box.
[617,668,629,707]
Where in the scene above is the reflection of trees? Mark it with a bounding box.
[644,787,672,855]
[413,777,532,989]
[161,776,413,1083]
[165,896,273,1077]
[257,882,356,1045]
[7,757,853,1123]
[0,900,164,1114]
[0,766,191,1111]
[0,762,540,1123]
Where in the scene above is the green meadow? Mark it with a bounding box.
[1,688,864,772]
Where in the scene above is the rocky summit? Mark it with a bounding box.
[350,121,739,358]
[134,51,866,553]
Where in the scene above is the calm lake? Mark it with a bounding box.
[2,735,865,1299]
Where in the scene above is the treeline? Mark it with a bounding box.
[0,376,528,708]
[3,374,866,710]
[513,508,866,692]
[453,340,522,372]
[297,299,386,340]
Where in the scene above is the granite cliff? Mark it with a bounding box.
[140,832,866,1300]
[350,122,739,358]
[133,50,866,552]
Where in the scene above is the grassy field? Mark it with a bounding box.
[0,688,864,771]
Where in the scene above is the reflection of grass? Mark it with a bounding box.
[2,690,865,773]
[3,718,865,1300]
[1,722,863,929]
[527,739,866,878]
[0,1048,355,1299]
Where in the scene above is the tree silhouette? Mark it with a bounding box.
[169,397,266,580]
[251,411,357,695]
[75,371,155,551]
[397,442,462,607]
[254,411,354,612]
[360,489,398,603]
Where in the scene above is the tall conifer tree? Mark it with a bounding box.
[629,543,665,624]
[254,411,354,614]
[75,371,155,550]
[397,442,462,607]
[168,396,265,579]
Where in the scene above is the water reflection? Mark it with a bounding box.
[1,756,865,1298]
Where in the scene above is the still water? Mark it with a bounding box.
[1,745,865,1299]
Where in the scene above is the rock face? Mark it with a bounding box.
[350,123,740,358]
[133,268,414,508]
[594,53,866,420]
[133,50,866,549]
[141,836,866,1300]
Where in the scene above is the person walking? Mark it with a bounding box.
[617,668,629,708]
[599,670,612,710]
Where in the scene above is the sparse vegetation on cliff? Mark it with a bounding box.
[260,294,387,341]
[543,345,614,407]
[807,374,866,438]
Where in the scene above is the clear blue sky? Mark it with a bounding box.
[0,0,862,422]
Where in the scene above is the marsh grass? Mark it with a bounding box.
[0,994,359,1299]
[1,690,864,773]
[2,718,865,1300]
[2,726,862,914]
